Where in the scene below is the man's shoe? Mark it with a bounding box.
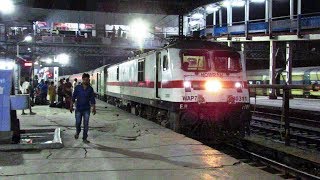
[83,139,90,144]
[21,113,27,115]
[30,112,36,115]
[74,134,79,139]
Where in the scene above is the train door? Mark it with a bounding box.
[156,52,162,98]
[96,73,100,93]
[97,73,102,95]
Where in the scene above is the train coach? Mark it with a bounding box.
[69,40,252,138]
[247,66,320,98]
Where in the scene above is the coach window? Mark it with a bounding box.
[116,66,119,81]
[138,59,145,82]
[163,55,168,71]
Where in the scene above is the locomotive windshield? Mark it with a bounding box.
[213,51,241,73]
[180,50,209,72]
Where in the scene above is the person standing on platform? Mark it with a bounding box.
[72,78,78,93]
[64,78,72,109]
[70,73,96,143]
[117,26,122,38]
[40,81,49,105]
[48,81,56,106]
[57,79,65,107]
[21,77,36,115]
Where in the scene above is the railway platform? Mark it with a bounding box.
[250,96,320,112]
[0,100,280,179]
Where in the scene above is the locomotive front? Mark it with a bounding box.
[172,46,250,138]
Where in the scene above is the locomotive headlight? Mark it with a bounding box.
[184,81,192,92]
[183,81,191,88]
[205,80,222,92]
[235,82,242,88]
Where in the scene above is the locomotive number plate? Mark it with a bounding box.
[234,96,248,102]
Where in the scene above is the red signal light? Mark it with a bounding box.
[24,62,32,67]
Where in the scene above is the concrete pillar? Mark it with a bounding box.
[213,11,217,36]
[227,41,232,47]
[213,11,217,26]
[53,67,59,86]
[285,42,293,85]
[290,0,294,20]
[241,43,247,81]
[265,0,272,22]
[269,0,273,20]
[241,43,245,52]
[219,9,222,27]
[297,0,301,15]
[183,16,190,36]
[227,5,232,26]
[245,0,250,22]
[269,40,277,99]
[96,24,106,38]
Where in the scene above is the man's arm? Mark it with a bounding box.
[90,87,96,115]
[70,86,77,113]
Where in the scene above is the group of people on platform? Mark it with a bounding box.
[57,78,80,109]
[20,76,82,111]
[20,73,96,143]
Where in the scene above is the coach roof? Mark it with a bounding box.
[165,40,235,51]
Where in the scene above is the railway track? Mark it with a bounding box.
[207,139,320,179]
[251,106,320,150]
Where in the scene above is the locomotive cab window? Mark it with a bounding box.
[180,50,208,72]
[213,51,241,73]
[163,55,168,71]
[138,59,145,82]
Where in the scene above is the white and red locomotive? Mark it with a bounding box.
[64,40,251,137]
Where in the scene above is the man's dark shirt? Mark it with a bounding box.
[72,85,96,111]
[41,84,48,95]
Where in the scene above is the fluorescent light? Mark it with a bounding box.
[0,0,14,14]
[222,0,231,7]
[24,35,32,42]
[192,13,204,19]
[45,58,53,64]
[251,0,265,3]
[222,0,245,7]
[206,5,220,13]
[232,0,245,7]
[56,53,70,65]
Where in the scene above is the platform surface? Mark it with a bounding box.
[250,96,320,112]
[0,100,281,180]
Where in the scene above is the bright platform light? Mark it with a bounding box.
[24,35,32,42]
[0,0,14,14]
[56,53,70,65]
[129,19,149,46]
[45,58,53,64]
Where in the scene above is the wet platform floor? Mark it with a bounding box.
[0,100,281,180]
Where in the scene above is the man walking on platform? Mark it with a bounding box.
[70,73,96,143]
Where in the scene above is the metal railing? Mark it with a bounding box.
[201,12,320,38]
[248,84,320,146]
